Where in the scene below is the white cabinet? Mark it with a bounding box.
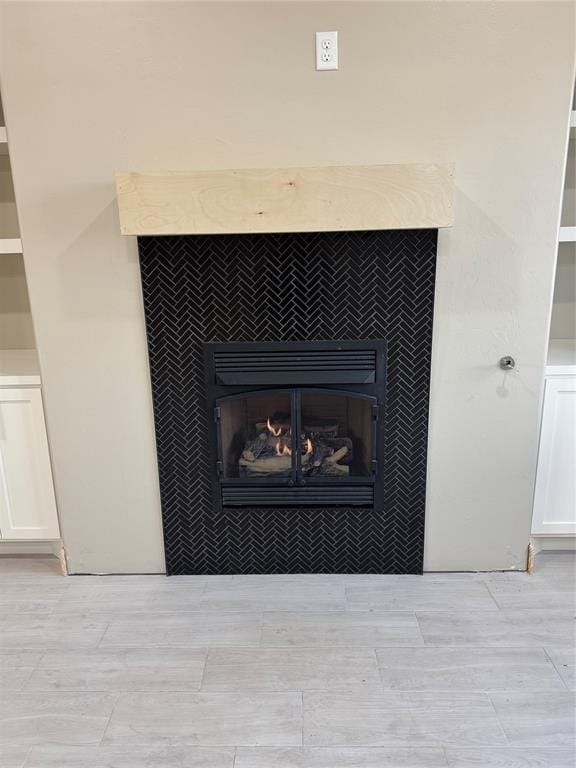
[0,92,60,545]
[0,352,60,540]
[532,374,576,536]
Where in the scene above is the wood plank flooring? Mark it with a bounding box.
[0,553,574,767]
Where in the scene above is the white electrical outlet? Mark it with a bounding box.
[316,31,338,71]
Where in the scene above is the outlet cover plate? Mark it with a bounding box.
[316,31,338,71]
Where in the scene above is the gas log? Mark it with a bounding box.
[239,421,352,477]
[239,454,292,475]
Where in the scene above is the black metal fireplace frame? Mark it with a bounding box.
[204,339,387,511]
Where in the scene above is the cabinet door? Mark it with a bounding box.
[0,388,60,539]
[532,376,576,535]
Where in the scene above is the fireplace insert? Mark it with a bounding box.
[204,340,386,509]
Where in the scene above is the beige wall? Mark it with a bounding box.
[0,1,574,573]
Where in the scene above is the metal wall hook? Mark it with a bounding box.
[499,356,516,370]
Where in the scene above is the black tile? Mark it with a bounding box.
[138,229,437,575]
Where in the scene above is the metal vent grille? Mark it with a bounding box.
[222,485,374,507]
[213,349,377,385]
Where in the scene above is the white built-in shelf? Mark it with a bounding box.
[547,338,576,376]
[0,127,7,144]
[0,349,41,387]
[0,238,22,254]
[559,226,576,243]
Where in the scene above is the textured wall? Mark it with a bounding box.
[0,1,573,572]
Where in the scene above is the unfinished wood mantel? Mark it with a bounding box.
[116,163,454,236]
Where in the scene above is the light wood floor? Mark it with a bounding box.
[0,553,574,767]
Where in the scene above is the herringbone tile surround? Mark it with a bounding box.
[139,230,437,575]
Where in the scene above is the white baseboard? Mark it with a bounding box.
[0,540,62,556]
[530,536,576,553]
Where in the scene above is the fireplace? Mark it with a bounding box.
[204,340,386,509]
[118,162,452,574]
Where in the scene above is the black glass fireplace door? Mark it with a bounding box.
[215,388,379,506]
[215,388,379,507]
[216,389,377,480]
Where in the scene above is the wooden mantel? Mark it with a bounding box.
[116,163,454,236]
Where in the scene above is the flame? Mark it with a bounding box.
[305,438,313,455]
[275,440,292,457]
[267,417,282,437]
